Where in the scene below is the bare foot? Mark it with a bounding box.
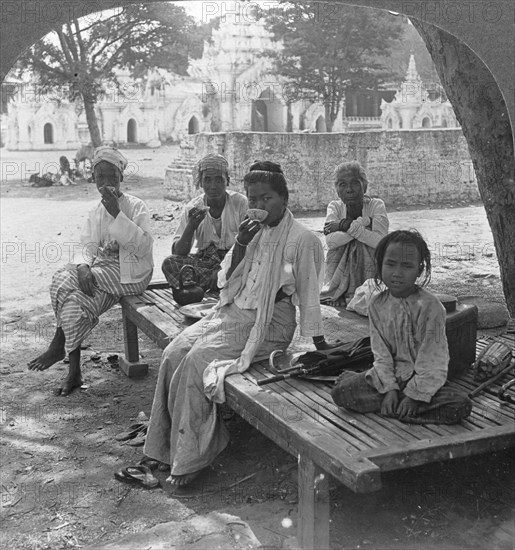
[55,374,83,396]
[166,470,202,487]
[28,347,66,371]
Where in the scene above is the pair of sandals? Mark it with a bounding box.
[114,422,148,446]
[114,457,166,489]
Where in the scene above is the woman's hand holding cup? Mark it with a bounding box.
[237,218,261,246]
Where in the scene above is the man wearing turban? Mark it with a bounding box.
[162,153,248,292]
[28,146,154,396]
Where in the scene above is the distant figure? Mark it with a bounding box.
[59,156,74,186]
[29,173,55,187]
[75,143,95,178]
[60,156,71,174]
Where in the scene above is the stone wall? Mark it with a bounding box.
[164,129,479,210]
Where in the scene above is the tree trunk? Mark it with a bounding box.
[286,102,293,132]
[82,94,102,147]
[324,104,333,132]
[411,19,515,317]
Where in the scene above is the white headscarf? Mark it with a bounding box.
[91,146,128,175]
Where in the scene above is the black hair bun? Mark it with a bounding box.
[249,160,283,174]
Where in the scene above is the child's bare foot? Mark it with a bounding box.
[28,347,66,371]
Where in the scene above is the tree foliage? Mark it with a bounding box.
[15,3,207,146]
[261,2,403,130]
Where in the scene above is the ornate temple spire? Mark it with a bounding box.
[405,54,420,82]
[397,53,428,103]
[188,15,272,80]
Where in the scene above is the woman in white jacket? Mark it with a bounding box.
[28,146,153,395]
[320,161,389,307]
[141,161,333,488]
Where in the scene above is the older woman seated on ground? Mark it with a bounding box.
[162,153,248,291]
[129,161,336,488]
[28,146,154,395]
[320,161,389,307]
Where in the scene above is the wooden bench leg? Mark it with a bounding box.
[119,312,149,378]
[297,455,330,550]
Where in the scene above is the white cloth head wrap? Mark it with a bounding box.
[91,146,128,174]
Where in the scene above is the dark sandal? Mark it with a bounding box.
[137,457,160,470]
[114,465,159,489]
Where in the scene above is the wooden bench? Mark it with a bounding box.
[120,284,515,550]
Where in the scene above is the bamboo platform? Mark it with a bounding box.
[120,284,515,550]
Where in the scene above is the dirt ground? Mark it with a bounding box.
[0,148,513,550]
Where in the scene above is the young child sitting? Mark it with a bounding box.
[332,229,472,424]
[59,156,75,185]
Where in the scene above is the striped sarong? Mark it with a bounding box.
[50,255,151,354]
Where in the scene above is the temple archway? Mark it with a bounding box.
[315,115,327,132]
[188,116,199,134]
[43,122,53,144]
[299,113,306,131]
[251,88,285,132]
[127,118,137,142]
[251,99,268,131]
